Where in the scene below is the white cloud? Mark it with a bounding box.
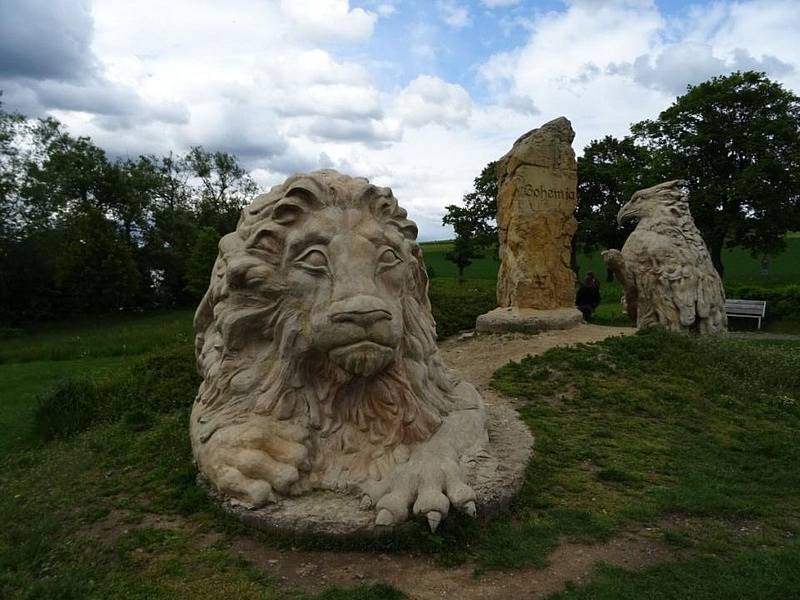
[279,0,378,42]
[394,75,473,128]
[438,1,471,29]
[376,3,397,17]
[630,43,793,94]
[502,93,539,115]
[2,0,799,241]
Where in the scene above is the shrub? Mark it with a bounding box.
[428,279,496,338]
[34,343,199,441]
[34,378,107,440]
[726,284,800,320]
[125,344,199,413]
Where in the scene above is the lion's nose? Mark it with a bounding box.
[330,309,392,327]
[329,295,392,327]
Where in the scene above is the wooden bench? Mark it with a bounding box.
[725,299,767,329]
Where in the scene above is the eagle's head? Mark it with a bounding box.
[617,179,689,225]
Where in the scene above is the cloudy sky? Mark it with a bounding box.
[1,0,799,239]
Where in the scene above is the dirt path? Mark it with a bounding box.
[227,324,677,600]
[439,324,633,392]
[233,531,671,599]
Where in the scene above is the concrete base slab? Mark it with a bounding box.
[476,306,583,334]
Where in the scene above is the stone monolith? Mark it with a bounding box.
[477,117,583,333]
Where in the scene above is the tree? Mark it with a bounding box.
[632,71,800,276]
[186,146,258,235]
[576,136,658,280]
[186,226,220,300]
[442,205,484,282]
[441,161,497,281]
[458,161,498,249]
[52,208,140,314]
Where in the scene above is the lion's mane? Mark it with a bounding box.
[191,170,470,489]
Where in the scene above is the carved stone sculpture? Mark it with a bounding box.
[190,170,503,532]
[496,116,578,309]
[602,180,727,333]
[476,117,583,333]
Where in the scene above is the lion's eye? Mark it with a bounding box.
[377,248,402,270]
[296,249,329,272]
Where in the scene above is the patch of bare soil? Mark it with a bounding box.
[439,324,634,392]
[231,325,666,598]
[232,530,674,599]
[80,509,186,546]
[81,509,224,547]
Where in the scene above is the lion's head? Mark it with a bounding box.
[191,170,468,487]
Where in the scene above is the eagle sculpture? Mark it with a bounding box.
[602,180,727,334]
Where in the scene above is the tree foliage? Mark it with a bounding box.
[441,162,496,280]
[575,136,660,279]
[0,103,260,322]
[631,71,800,275]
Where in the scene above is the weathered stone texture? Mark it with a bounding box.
[602,179,727,334]
[191,170,531,534]
[476,306,583,334]
[496,116,578,309]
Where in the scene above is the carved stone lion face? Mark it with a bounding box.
[192,170,461,488]
[282,205,409,377]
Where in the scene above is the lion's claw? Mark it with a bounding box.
[361,451,477,530]
[375,508,393,526]
[427,511,442,532]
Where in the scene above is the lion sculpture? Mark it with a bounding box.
[191,170,490,531]
[602,179,727,334]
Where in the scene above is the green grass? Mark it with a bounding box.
[0,310,194,364]
[550,544,800,599]
[477,328,800,591]
[3,293,800,596]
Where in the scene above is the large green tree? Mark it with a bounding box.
[632,71,800,275]
[0,102,264,321]
[441,205,484,282]
[576,135,659,279]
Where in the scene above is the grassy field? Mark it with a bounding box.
[2,312,800,597]
[419,236,800,287]
[419,236,800,332]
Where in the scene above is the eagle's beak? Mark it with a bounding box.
[617,202,633,226]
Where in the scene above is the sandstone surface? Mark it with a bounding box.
[191,170,532,534]
[602,180,727,334]
[496,117,578,310]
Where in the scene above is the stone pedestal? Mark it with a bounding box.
[206,399,532,536]
[476,307,583,334]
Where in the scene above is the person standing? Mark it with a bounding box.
[576,272,601,321]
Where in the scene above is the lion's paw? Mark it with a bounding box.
[197,416,310,508]
[359,454,476,532]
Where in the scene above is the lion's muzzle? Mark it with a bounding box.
[317,294,401,376]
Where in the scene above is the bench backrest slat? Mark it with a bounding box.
[724,298,766,317]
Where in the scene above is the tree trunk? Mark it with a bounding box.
[709,236,725,278]
[458,265,465,283]
[570,239,579,277]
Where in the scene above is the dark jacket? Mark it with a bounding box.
[576,284,600,309]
